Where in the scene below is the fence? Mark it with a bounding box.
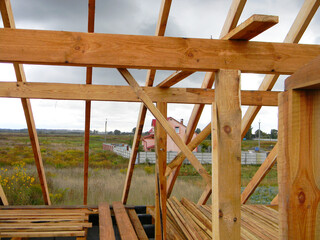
[103,143,268,165]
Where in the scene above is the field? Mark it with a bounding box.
[0,132,277,205]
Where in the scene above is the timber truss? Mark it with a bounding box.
[0,0,320,239]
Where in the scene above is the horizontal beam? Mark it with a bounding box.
[0,82,279,106]
[285,55,320,90]
[1,29,320,74]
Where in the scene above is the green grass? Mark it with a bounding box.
[0,132,278,205]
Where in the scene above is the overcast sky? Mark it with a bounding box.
[0,0,319,134]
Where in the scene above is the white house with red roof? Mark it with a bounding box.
[141,117,198,152]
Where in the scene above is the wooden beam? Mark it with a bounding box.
[154,102,167,240]
[278,90,320,239]
[121,0,172,204]
[222,14,278,40]
[1,29,320,74]
[197,184,212,205]
[127,209,148,240]
[285,55,320,90]
[0,0,51,205]
[212,69,241,239]
[118,68,211,185]
[83,0,95,206]
[157,70,194,88]
[98,203,115,240]
[0,82,280,106]
[241,0,320,138]
[241,144,278,204]
[112,202,138,240]
[0,183,8,205]
[270,194,278,205]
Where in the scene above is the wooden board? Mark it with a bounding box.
[99,203,115,240]
[1,28,320,74]
[127,209,148,240]
[113,202,138,240]
[0,82,279,106]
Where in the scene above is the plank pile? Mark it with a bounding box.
[0,208,92,238]
[159,197,279,240]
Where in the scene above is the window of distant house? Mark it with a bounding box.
[175,127,179,133]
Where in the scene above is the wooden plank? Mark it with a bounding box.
[0,0,51,205]
[0,82,280,106]
[220,0,247,37]
[118,68,212,185]
[0,231,86,237]
[127,209,148,240]
[157,70,194,88]
[154,102,167,240]
[241,0,320,138]
[83,0,95,206]
[0,222,92,228]
[241,144,278,204]
[98,202,115,240]
[0,183,8,205]
[270,194,278,205]
[212,69,241,239]
[285,55,320,90]
[222,15,278,40]
[278,90,320,239]
[113,202,138,240]
[122,0,172,204]
[1,29,320,74]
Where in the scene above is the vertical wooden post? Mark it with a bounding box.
[278,90,320,239]
[155,102,167,240]
[212,69,241,240]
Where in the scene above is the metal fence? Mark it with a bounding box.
[103,143,268,165]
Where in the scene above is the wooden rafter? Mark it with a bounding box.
[0,0,51,205]
[0,82,280,106]
[118,68,211,185]
[1,29,320,74]
[122,0,172,204]
[83,0,95,206]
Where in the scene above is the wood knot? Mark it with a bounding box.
[74,46,81,51]
[298,191,305,204]
[223,125,231,134]
[219,210,223,218]
[233,217,237,222]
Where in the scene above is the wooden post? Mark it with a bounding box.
[0,183,8,205]
[155,102,167,240]
[278,90,320,239]
[212,69,241,239]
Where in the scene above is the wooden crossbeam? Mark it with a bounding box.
[212,69,241,239]
[98,203,115,240]
[83,0,95,206]
[167,11,277,199]
[0,0,51,205]
[197,184,212,205]
[0,82,280,106]
[118,68,211,185]
[241,144,278,204]
[157,70,194,88]
[122,0,172,204]
[1,29,320,74]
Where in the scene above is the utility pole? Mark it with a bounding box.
[258,120,261,150]
[105,118,107,143]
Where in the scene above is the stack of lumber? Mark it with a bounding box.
[0,208,92,238]
[164,197,279,240]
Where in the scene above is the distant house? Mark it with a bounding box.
[141,117,198,152]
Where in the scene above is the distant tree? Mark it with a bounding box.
[270,129,278,139]
[132,127,136,134]
[255,129,268,138]
[195,128,201,134]
[244,126,253,140]
[114,129,121,135]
